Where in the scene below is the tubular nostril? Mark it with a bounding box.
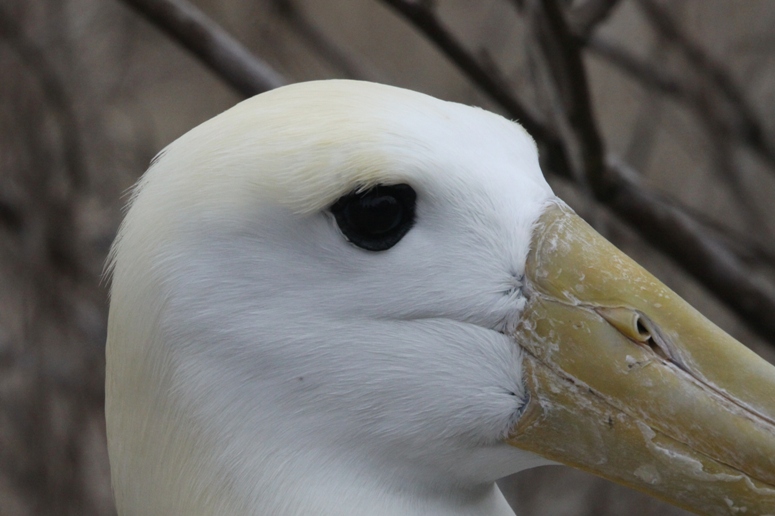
[597,307,681,366]
[635,316,650,340]
[596,307,651,342]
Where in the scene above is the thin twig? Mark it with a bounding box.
[695,210,775,270]
[379,0,547,141]
[272,0,374,81]
[0,4,85,190]
[0,4,87,279]
[587,31,774,224]
[566,0,621,39]
[588,35,774,226]
[119,0,286,96]
[635,0,775,168]
[526,0,607,188]
[378,0,575,193]
[586,36,684,97]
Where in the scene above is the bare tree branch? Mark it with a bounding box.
[587,35,775,224]
[581,1,775,236]
[0,3,88,280]
[586,36,683,96]
[0,3,85,190]
[119,0,286,96]
[378,0,575,194]
[566,0,621,39]
[697,211,775,271]
[272,0,374,81]
[526,0,606,187]
[632,0,775,168]
[379,0,548,140]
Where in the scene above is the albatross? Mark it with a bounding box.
[105,80,775,516]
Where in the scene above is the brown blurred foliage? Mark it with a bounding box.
[1,0,774,515]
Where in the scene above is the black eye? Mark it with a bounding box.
[330,184,417,251]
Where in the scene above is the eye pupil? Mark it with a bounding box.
[331,184,416,251]
[346,194,402,235]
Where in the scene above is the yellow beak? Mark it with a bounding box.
[507,203,775,516]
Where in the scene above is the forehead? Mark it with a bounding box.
[135,80,544,217]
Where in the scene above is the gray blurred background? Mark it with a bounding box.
[1,0,774,514]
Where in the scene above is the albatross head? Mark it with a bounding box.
[106,80,775,516]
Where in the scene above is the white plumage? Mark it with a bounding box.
[107,80,552,515]
[106,80,775,516]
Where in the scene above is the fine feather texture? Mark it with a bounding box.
[106,80,555,516]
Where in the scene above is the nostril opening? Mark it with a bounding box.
[597,307,682,367]
[635,315,651,341]
[597,307,651,342]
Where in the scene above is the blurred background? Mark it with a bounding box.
[1,0,774,514]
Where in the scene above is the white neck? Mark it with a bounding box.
[108,369,521,516]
